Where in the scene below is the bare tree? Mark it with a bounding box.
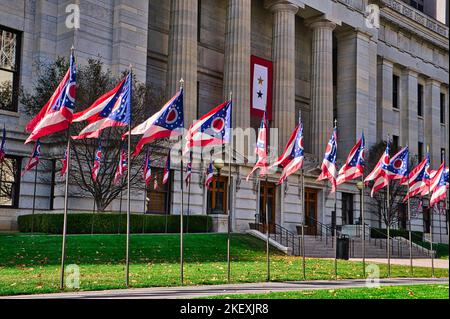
[365,141,420,229]
[20,57,168,211]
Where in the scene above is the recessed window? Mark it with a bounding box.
[440,93,446,124]
[0,156,21,208]
[393,75,400,109]
[418,142,424,161]
[145,168,170,215]
[417,84,424,117]
[207,175,228,215]
[0,26,21,112]
[392,135,399,151]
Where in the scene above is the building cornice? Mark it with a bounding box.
[379,0,448,50]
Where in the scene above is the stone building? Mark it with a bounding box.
[0,0,448,243]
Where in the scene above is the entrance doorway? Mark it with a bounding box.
[304,188,319,235]
[260,181,276,233]
[342,193,354,225]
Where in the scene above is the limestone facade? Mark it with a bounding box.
[0,0,448,242]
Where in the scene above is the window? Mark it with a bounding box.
[146,168,170,215]
[207,175,228,215]
[417,84,424,117]
[418,142,424,161]
[409,0,424,12]
[393,75,400,109]
[392,135,399,152]
[440,93,446,124]
[341,193,354,225]
[0,156,21,208]
[0,26,21,112]
[398,204,407,230]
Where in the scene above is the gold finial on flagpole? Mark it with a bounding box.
[229,91,233,101]
[180,78,184,90]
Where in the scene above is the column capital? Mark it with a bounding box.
[401,68,419,78]
[305,16,337,31]
[425,78,441,87]
[377,57,395,68]
[265,0,300,14]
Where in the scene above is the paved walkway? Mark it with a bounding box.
[350,258,449,269]
[3,278,448,299]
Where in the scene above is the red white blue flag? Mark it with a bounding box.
[22,140,41,176]
[317,126,338,193]
[0,125,6,163]
[365,142,390,197]
[404,157,428,201]
[60,145,69,177]
[26,53,76,144]
[163,153,171,185]
[246,112,268,181]
[72,73,132,139]
[430,162,447,207]
[92,142,102,182]
[387,146,409,182]
[114,147,128,185]
[143,150,152,186]
[184,100,232,154]
[271,117,304,185]
[337,133,365,185]
[128,90,184,156]
[205,161,214,189]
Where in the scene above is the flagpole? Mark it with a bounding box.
[59,132,71,290]
[118,188,123,234]
[407,183,413,276]
[333,119,338,280]
[227,92,233,284]
[301,169,306,280]
[361,175,366,278]
[125,67,132,287]
[186,151,192,234]
[31,163,38,235]
[180,79,185,286]
[428,145,435,278]
[142,183,147,234]
[386,182,391,278]
[59,46,75,290]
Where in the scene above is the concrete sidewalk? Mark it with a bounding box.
[3,278,448,299]
[350,258,449,269]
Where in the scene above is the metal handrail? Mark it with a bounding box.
[253,214,300,255]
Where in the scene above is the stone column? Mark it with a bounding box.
[336,29,372,158]
[425,79,442,167]
[223,0,251,130]
[112,0,149,83]
[166,0,198,126]
[308,18,336,158]
[268,1,299,148]
[376,58,394,142]
[400,69,419,155]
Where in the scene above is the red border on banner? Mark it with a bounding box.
[250,55,273,121]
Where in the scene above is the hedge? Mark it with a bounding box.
[18,213,213,234]
[370,228,424,242]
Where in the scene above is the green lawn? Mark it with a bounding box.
[0,233,448,296]
[205,284,449,299]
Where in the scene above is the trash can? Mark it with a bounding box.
[336,235,350,260]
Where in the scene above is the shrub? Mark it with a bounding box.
[370,228,424,242]
[18,213,213,234]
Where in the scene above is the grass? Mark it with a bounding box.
[0,233,448,296]
[205,284,449,299]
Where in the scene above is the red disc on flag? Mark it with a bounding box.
[67,82,76,102]
[325,143,332,155]
[394,159,403,169]
[212,118,225,133]
[166,108,178,124]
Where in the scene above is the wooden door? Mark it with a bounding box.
[260,181,276,233]
[304,188,319,235]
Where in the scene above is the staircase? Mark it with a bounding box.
[249,216,434,259]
